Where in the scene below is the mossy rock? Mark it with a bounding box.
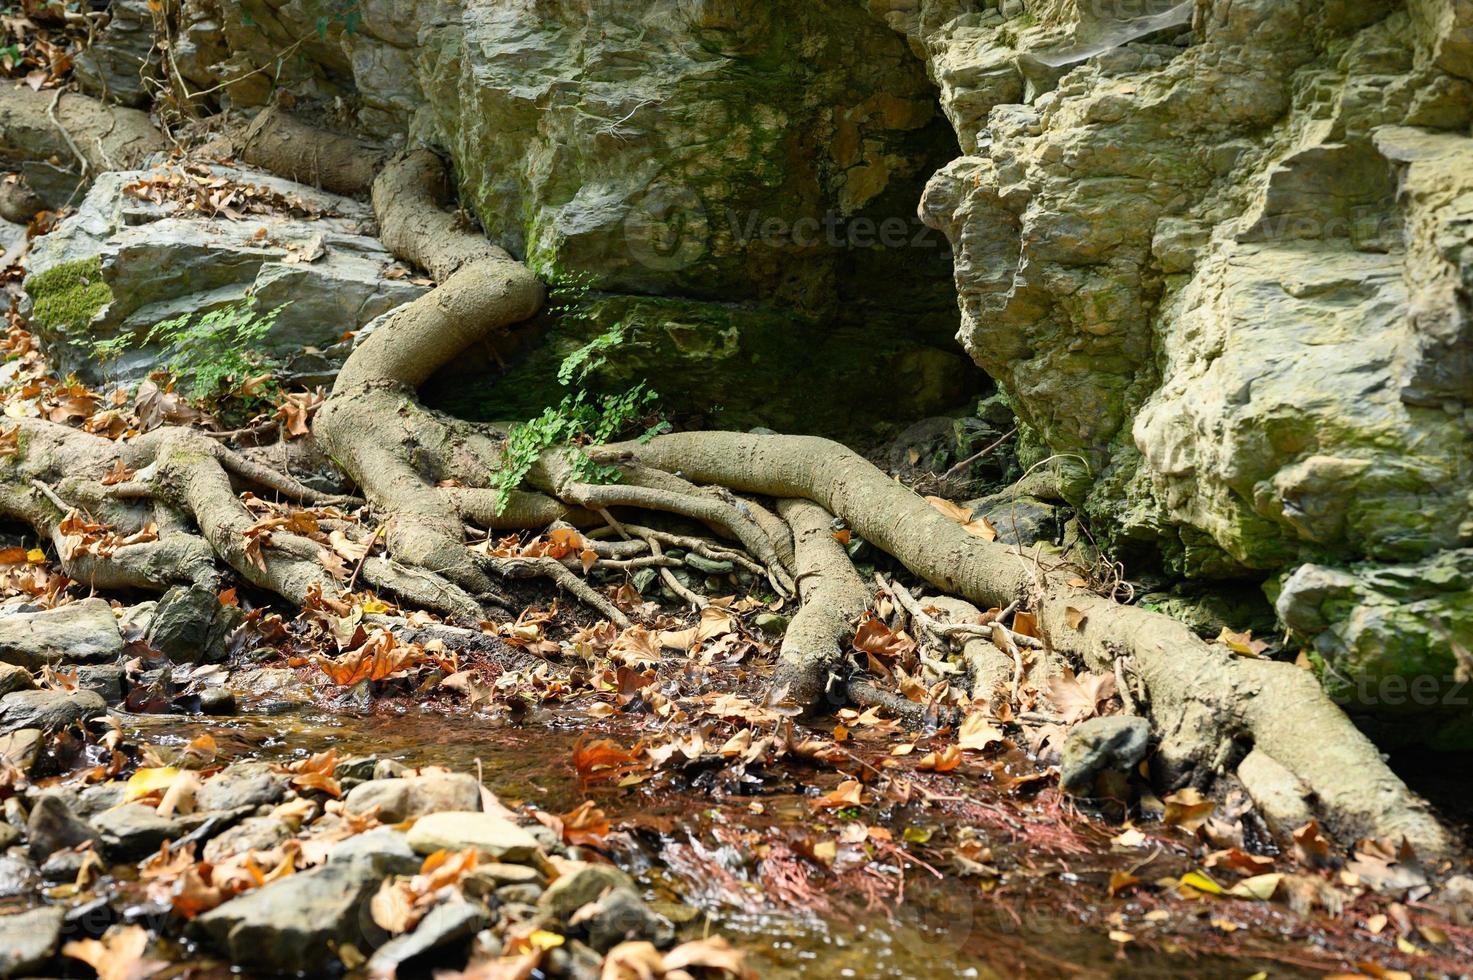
[24,257,113,341]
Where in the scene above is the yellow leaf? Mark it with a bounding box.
[527,930,565,951]
[1227,872,1282,901]
[1109,930,1134,944]
[123,767,182,803]
[361,599,391,615]
[1179,870,1224,896]
[25,548,45,563]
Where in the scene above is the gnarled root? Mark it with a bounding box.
[601,432,1453,855]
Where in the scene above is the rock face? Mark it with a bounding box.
[22,166,427,386]
[182,0,973,433]
[168,0,1472,739]
[885,0,1473,739]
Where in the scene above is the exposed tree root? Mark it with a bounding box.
[599,432,1454,854]
[0,97,1453,857]
[771,498,869,710]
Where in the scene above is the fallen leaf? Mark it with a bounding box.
[957,712,1004,752]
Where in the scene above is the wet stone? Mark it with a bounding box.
[539,863,639,921]
[0,905,65,978]
[195,762,287,812]
[26,794,100,862]
[365,900,489,978]
[0,729,42,773]
[0,599,123,670]
[202,816,293,863]
[92,802,214,860]
[327,826,420,875]
[0,853,38,899]
[0,688,106,734]
[569,887,676,952]
[1060,715,1152,797]
[196,688,237,716]
[73,664,125,703]
[190,856,382,974]
[145,585,241,663]
[405,810,541,864]
[344,772,482,822]
[0,664,33,697]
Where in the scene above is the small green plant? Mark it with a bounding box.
[93,299,287,406]
[492,282,668,513]
[557,323,625,386]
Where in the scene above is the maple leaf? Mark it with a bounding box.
[811,779,866,810]
[1047,667,1117,724]
[571,736,649,786]
[924,495,998,541]
[957,712,1004,751]
[851,614,916,664]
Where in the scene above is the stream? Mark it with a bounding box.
[111,702,1324,979]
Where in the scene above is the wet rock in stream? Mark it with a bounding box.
[405,810,541,864]
[0,905,65,978]
[0,599,123,670]
[190,856,384,974]
[0,688,105,733]
[344,771,483,821]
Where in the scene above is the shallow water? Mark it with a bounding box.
[118,705,1318,979]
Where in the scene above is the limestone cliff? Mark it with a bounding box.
[889,0,1473,741]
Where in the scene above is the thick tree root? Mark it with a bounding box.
[601,432,1453,855]
[772,498,869,710]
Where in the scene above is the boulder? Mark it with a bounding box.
[21,166,427,387]
[0,729,41,773]
[190,857,382,974]
[405,811,541,864]
[539,863,639,921]
[195,762,288,812]
[343,772,482,822]
[203,816,294,864]
[0,689,106,734]
[326,827,421,875]
[0,905,65,978]
[0,599,123,670]
[0,665,33,697]
[1059,716,1152,797]
[568,888,675,952]
[144,586,241,663]
[92,803,217,861]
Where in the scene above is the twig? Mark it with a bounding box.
[47,89,89,179]
[940,426,1017,481]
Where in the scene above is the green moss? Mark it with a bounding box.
[25,257,112,338]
